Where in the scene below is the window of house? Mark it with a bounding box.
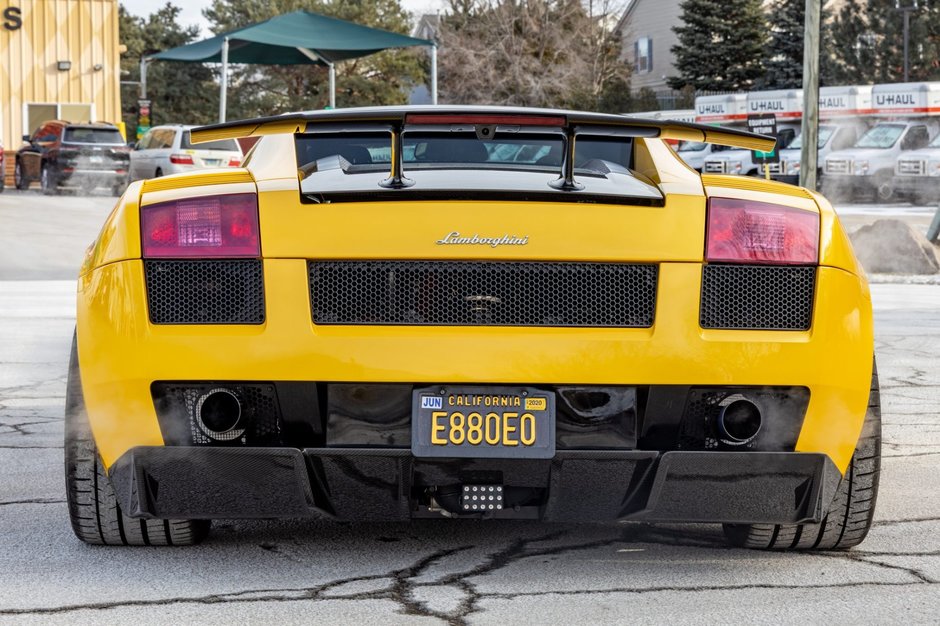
[635,37,653,73]
[25,103,93,137]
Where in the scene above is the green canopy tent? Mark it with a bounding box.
[146,10,437,122]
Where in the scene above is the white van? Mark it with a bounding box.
[678,94,747,172]
[774,85,873,185]
[129,124,243,181]
[703,90,802,176]
[823,82,940,201]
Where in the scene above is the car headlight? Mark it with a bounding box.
[787,161,801,175]
[733,162,743,173]
[931,162,940,177]
[854,160,869,175]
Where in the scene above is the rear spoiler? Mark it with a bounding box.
[191,107,775,152]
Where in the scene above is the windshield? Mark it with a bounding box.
[63,127,125,145]
[180,131,240,152]
[855,124,906,149]
[929,133,940,148]
[295,131,633,171]
[788,126,835,150]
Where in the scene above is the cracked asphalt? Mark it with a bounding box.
[0,192,938,624]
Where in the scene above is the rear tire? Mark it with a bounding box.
[723,362,881,551]
[65,331,210,546]
[14,160,29,190]
[40,164,57,196]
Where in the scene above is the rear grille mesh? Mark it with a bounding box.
[145,259,264,324]
[309,261,658,327]
[700,265,815,330]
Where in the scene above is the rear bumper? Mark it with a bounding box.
[109,446,841,525]
[58,169,126,186]
[77,260,875,473]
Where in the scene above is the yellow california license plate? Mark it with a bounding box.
[411,386,555,459]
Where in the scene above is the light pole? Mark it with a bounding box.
[895,1,927,82]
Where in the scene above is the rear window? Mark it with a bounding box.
[295,131,632,171]
[180,131,240,152]
[63,127,125,144]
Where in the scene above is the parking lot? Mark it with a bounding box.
[0,191,938,623]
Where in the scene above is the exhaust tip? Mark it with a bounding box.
[717,398,762,445]
[196,388,245,440]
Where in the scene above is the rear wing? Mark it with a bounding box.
[192,107,774,192]
[191,107,775,152]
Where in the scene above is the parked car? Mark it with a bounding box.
[129,125,243,181]
[14,121,129,195]
[67,106,878,551]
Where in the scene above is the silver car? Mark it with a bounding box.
[129,125,243,181]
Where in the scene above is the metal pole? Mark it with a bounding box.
[903,9,910,82]
[800,0,821,190]
[139,58,148,99]
[219,37,229,123]
[328,62,336,108]
[431,44,438,105]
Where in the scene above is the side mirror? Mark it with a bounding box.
[22,134,30,142]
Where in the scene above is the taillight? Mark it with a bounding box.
[706,197,818,265]
[141,193,260,258]
[169,153,194,165]
[227,156,242,167]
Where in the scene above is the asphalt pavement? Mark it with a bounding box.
[0,191,938,624]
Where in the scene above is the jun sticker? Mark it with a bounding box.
[421,395,443,410]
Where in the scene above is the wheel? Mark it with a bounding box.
[723,362,881,551]
[14,160,29,190]
[154,168,163,178]
[40,164,58,195]
[873,173,895,202]
[65,331,210,546]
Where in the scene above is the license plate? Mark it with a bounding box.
[412,386,555,459]
[89,156,103,164]
[204,159,221,166]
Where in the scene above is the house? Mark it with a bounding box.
[615,0,684,91]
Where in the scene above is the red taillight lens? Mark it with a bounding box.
[169,153,194,165]
[706,197,819,265]
[227,156,242,167]
[141,193,260,258]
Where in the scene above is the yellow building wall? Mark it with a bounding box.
[0,0,121,178]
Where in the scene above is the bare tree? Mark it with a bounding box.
[438,0,631,111]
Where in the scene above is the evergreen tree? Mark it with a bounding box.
[761,0,836,89]
[828,0,940,84]
[667,0,768,91]
[119,4,218,136]
[203,0,425,119]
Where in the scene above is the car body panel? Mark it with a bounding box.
[78,256,871,472]
[73,107,875,524]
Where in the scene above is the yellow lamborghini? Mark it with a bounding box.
[65,106,878,549]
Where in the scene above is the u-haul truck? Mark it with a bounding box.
[703,90,803,176]
[823,82,940,201]
[774,85,874,185]
[677,94,746,172]
[892,85,940,203]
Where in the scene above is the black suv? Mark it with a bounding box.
[14,121,130,195]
